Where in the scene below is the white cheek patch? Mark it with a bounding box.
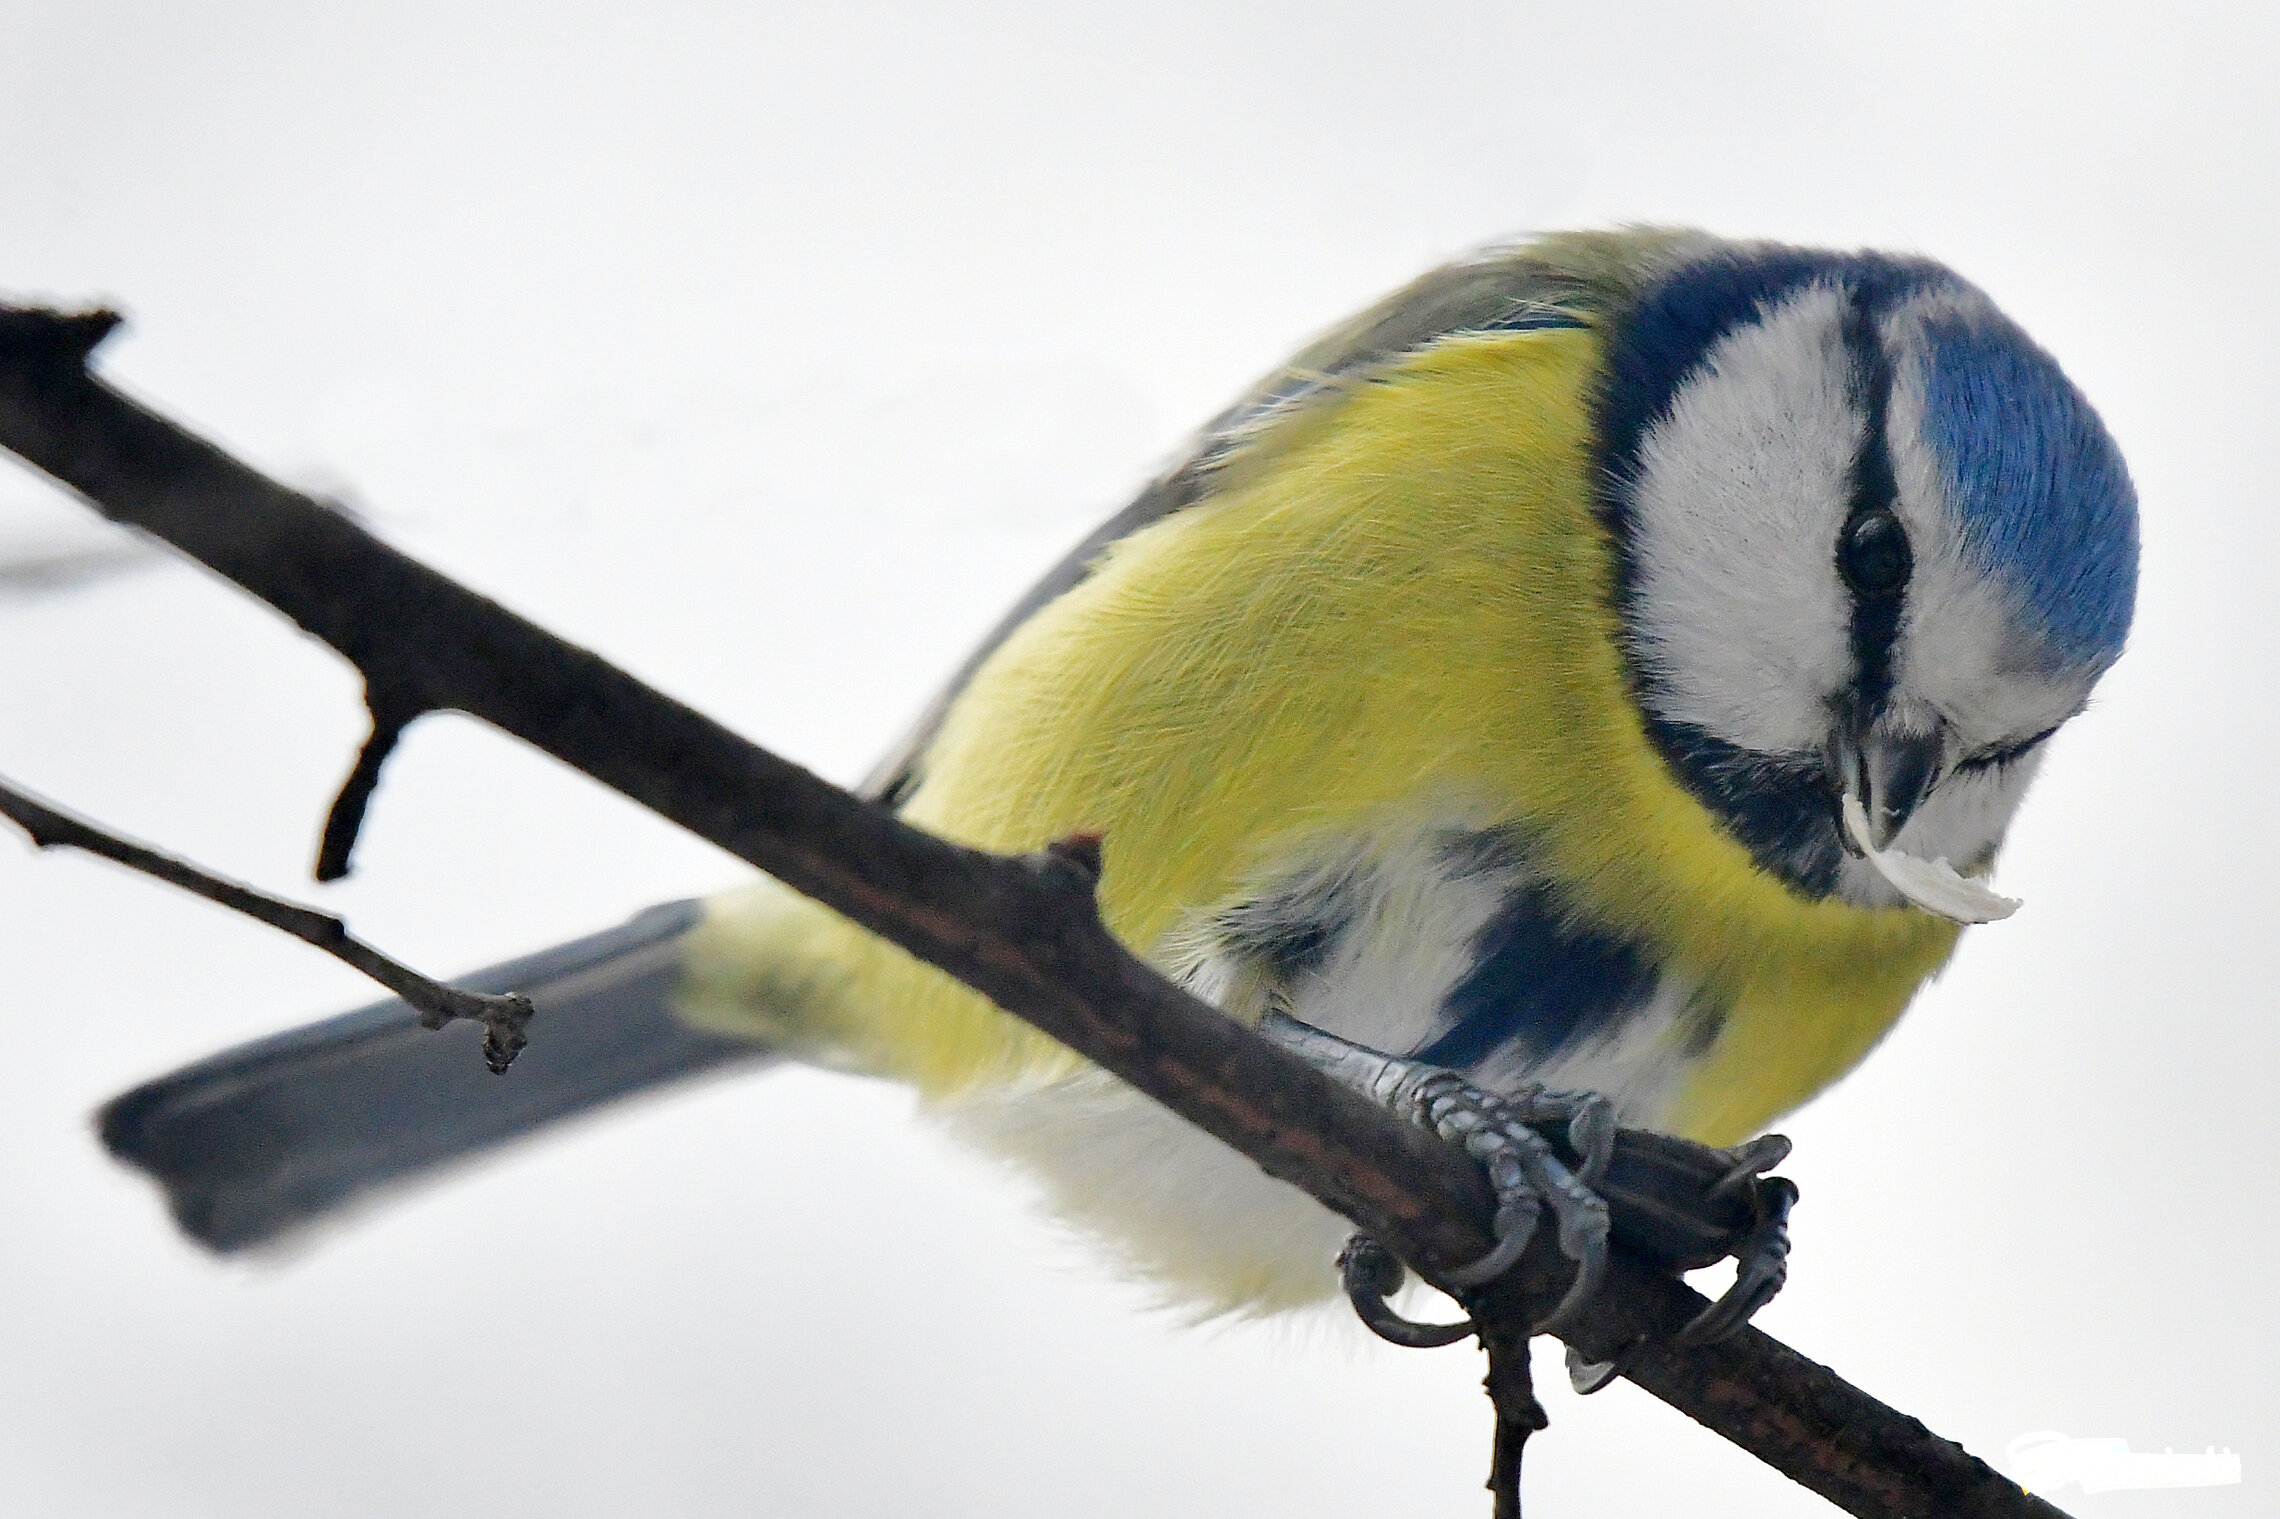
[1624,283,1860,751]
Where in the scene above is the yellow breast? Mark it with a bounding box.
[684,325,1958,1143]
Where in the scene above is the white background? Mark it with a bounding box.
[0,2,2270,1514]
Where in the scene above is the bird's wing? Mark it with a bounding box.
[97,229,1715,1255]
[859,227,1711,805]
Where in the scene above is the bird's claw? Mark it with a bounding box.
[1565,1344,1624,1394]
[1677,1172,1797,1345]
[1394,1074,1612,1329]
[1559,1141,1795,1389]
[1256,1014,1795,1353]
[1257,1013,1613,1330]
[1705,1132,1792,1202]
[1337,1233,1476,1348]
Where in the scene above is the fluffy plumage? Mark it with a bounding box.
[103,228,2138,1318]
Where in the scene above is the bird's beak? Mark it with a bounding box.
[1827,722,1948,855]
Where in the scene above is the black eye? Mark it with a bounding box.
[1838,508,1912,597]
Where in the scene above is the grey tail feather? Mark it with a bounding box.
[99,899,773,1254]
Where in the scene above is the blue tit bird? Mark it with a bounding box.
[101,227,2138,1320]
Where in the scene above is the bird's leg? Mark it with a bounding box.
[1257,1012,1613,1334]
[1261,1012,1800,1377]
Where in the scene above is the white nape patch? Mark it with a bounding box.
[1625,282,1861,750]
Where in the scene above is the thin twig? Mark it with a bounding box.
[315,680,422,882]
[0,303,2074,1519]
[0,775,533,1071]
[1479,1320,1548,1519]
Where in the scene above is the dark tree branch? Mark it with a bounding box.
[0,303,2072,1519]
[0,774,534,1071]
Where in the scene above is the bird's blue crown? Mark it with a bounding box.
[1601,245,2139,673]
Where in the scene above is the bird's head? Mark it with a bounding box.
[1595,244,2139,910]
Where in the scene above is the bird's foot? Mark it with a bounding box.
[1258,1013,1799,1374]
[1674,1136,1797,1347]
[1258,1012,1612,1334]
[1559,1130,1799,1387]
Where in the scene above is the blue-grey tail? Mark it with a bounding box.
[99,899,772,1253]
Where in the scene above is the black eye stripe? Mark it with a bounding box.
[1593,247,1975,898]
[1837,299,1908,717]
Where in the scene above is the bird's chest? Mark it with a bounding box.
[1156,814,1722,1132]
